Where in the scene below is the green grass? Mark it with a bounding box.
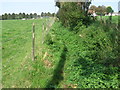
[97,16,119,24]
[0,20,2,89]
[2,16,119,88]
[2,19,40,87]
[44,21,119,88]
[2,18,59,88]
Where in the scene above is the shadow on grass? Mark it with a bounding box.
[46,45,68,89]
[73,57,118,80]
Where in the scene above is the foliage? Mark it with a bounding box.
[106,6,114,14]
[2,16,119,88]
[96,5,106,16]
[44,20,119,88]
[89,5,114,16]
[44,33,53,45]
[90,5,97,11]
[1,12,55,20]
[56,2,91,28]
[41,12,55,17]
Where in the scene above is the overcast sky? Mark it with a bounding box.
[0,0,119,15]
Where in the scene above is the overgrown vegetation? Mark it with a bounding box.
[2,8,119,88]
[90,5,114,16]
[44,17,119,88]
[56,2,91,28]
[2,18,69,88]
[2,0,120,88]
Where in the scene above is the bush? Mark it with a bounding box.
[44,21,119,88]
[44,33,53,45]
[56,2,91,29]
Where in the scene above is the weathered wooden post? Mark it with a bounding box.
[32,23,35,61]
[42,23,45,59]
[42,23,44,44]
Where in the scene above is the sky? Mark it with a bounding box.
[0,0,119,15]
[91,1,119,12]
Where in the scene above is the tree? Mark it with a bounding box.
[25,14,29,19]
[4,13,8,20]
[11,13,15,19]
[90,5,97,11]
[106,6,114,23]
[3,13,8,20]
[37,15,41,18]
[106,6,113,14]
[41,12,44,17]
[2,15,5,20]
[47,12,51,17]
[15,14,20,19]
[56,2,91,28]
[96,5,106,16]
[95,6,105,20]
[44,12,47,17]
[52,13,55,17]
[22,13,25,18]
[30,13,33,18]
[7,13,12,20]
[33,13,37,19]
[19,13,22,19]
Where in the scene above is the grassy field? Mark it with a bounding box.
[2,16,119,88]
[2,19,40,87]
[2,18,58,88]
[97,16,119,24]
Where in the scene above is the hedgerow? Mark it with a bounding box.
[44,21,119,88]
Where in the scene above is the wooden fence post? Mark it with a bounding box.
[32,23,35,61]
[42,23,44,44]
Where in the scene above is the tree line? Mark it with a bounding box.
[56,1,115,29]
[89,5,114,16]
[41,12,55,17]
[1,12,55,20]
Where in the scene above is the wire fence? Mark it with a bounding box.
[41,17,56,60]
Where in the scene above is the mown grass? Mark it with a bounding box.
[2,19,40,87]
[2,18,59,88]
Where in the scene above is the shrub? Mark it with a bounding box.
[44,21,119,88]
[56,2,91,29]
